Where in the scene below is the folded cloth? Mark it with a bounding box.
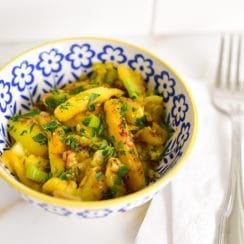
[135,77,234,244]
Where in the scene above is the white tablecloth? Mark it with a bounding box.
[0,33,238,244]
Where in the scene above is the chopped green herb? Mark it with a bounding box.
[114,177,122,185]
[118,140,124,148]
[43,120,70,133]
[69,86,84,95]
[97,123,107,137]
[87,93,100,111]
[82,117,91,126]
[29,123,36,133]
[118,165,129,177]
[110,186,118,197]
[20,130,28,136]
[119,150,126,156]
[91,127,97,137]
[32,133,48,145]
[79,128,86,136]
[102,147,115,161]
[120,102,129,117]
[11,110,41,121]
[59,101,72,111]
[135,115,147,128]
[65,135,81,151]
[45,94,67,111]
[95,171,103,180]
[59,167,74,180]
[160,122,175,134]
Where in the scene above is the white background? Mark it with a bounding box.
[0,0,244,42]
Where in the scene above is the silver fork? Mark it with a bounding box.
[212,34,244,244]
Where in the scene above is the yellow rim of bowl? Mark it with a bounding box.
[0,37,198,210]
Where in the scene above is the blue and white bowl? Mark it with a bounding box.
[0,37,197,218]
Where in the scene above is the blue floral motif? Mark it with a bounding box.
[171,94,189,126]
[97,45,126,64]
[11,60,34,91]
[66,43,95,69]
[177,122,191,150]
[36,48,64,76]
[38,203,72,217]
[0,80,12,112]
[128,54,154,81]
[155,71,176,102]
[77,209,113,218]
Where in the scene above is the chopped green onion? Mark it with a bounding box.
[88,115,101,128]
[25,164,49,183]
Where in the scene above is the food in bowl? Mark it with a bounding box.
[2,63,172,201]
[0,38,196,218]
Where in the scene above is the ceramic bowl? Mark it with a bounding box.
[0,37,197,218]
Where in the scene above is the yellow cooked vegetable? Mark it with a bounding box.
[78,167,108,201]
[54,87,124,122]
[1,62,173,201]
[8,117,48,157]
[104,98,146,192]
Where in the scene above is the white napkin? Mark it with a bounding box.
[135,74,234,244]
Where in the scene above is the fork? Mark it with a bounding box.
[212,34,244,244]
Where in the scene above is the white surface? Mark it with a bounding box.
[1,0,244,42]
[0,33,241,244]
[0,0,153,41]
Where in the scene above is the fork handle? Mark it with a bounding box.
[218,114,244,244]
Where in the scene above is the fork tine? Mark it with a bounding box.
[216,35,225,88]
[235,35,242,89]
[226,35,233,88]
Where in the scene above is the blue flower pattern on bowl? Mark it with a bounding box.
[171,94,189,126]
[36,48,64,77]
[11,60,34,91]
[0,80,12,112]
[128,54,154,82]
[0,39,193,218]
[177,122,191,150]
[66,43,95,69]
[155,71,176,102]
[97,45,127,64]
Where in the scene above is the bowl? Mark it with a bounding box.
[0,37,197,218]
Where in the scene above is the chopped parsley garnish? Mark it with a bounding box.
[20,130,28,136]
[102,146,115,161]
[82,117,91,126]
[69,86,84,95]
[45,94,67,111]
[87,93,100,111]
[120,102,129,117]
[32,133,48,145]
[59,102,72,111]
[65,135,81,151]
[117,140,124,148]
[118,165,129,177]
[160,122,175,134]
[43,120,70,133]
[135,115,147,128]
[95,171,103,180]
[11,109,41,121]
